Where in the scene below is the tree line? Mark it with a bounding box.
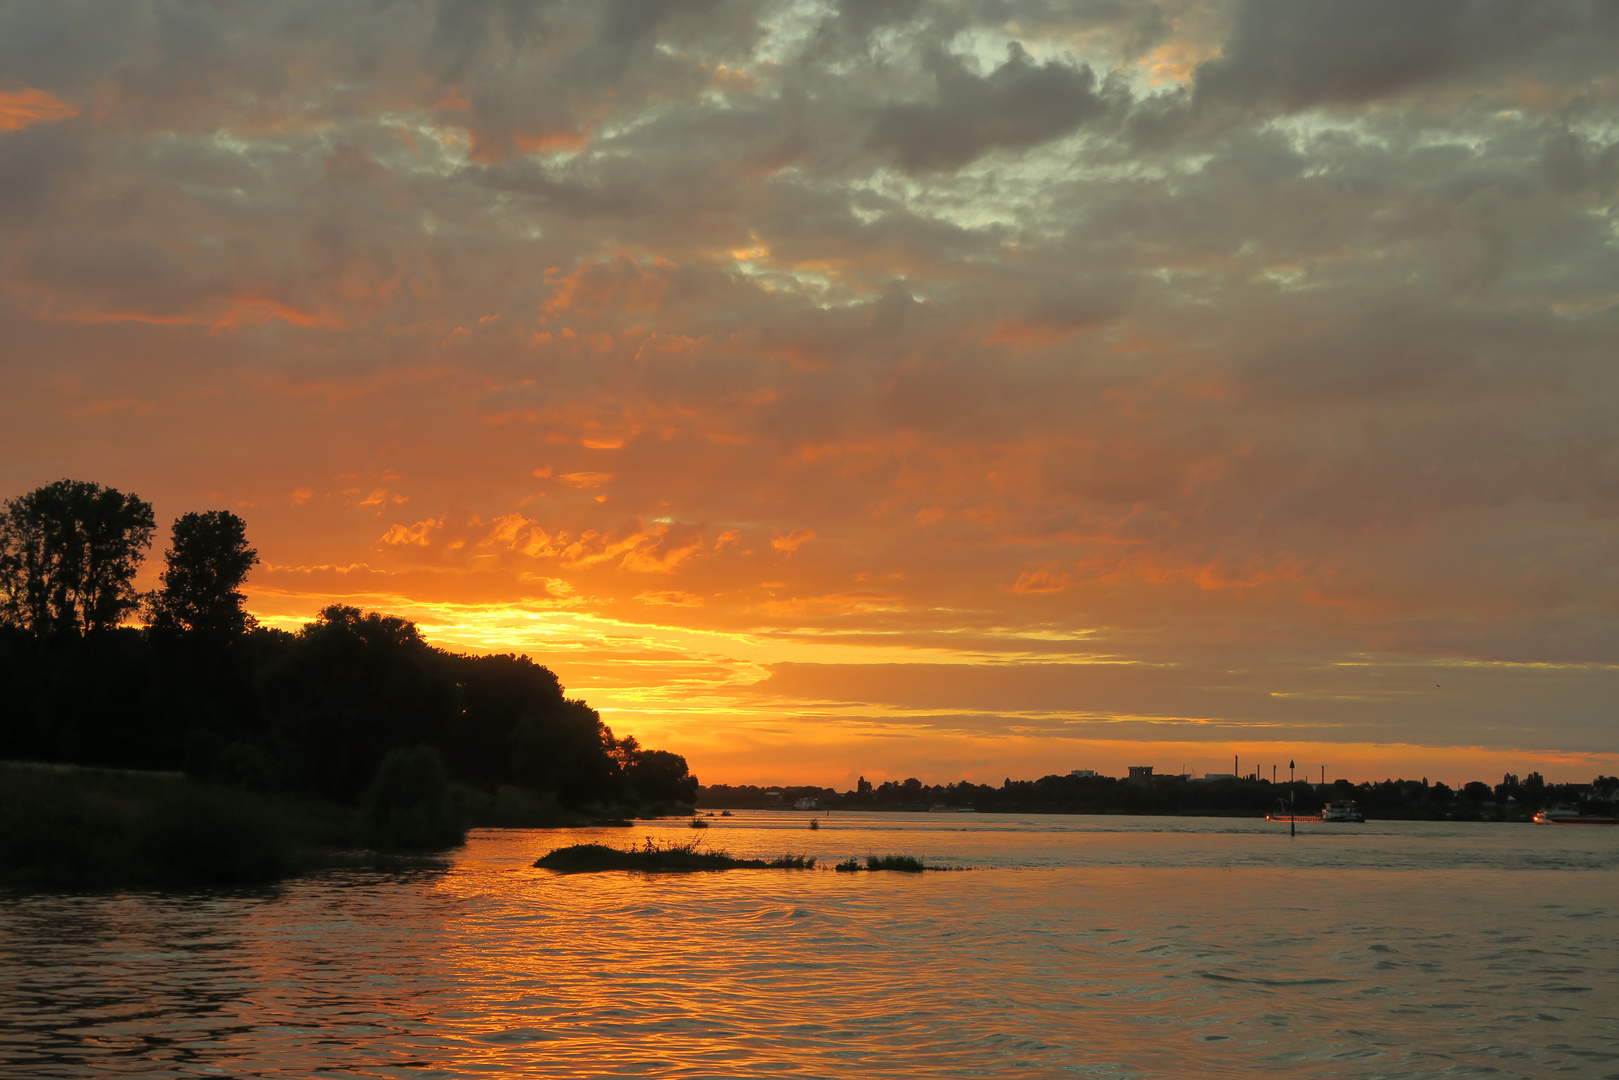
[699,770,1618,821]
[0,479,696,816]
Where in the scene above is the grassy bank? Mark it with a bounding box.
[0,760,370,889]
[535,839,816,873]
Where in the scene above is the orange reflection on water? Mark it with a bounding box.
[5,817,1619,1077]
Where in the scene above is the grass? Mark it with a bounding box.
[689,817,710,829]
[0,760,351,889]
[0,759,479,890]
[534,838,817,873]
[865,854,926,872]
[834,854,929,872]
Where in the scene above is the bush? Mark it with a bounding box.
[359,746,465,850]
[866,854,925,872]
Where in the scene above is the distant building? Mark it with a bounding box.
[1197,773,1236,782]
[1127,765,1154,783]
[1070,769,1097,778]
[793,796,819,810]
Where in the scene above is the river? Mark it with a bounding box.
[3,812,1617,1078]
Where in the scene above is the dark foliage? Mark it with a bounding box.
[148,511,258,639]
[699,769,1614,822]
[625,748,700,807]
[0,479,155,637]
[0,603,698,816]
[0,480,696,829]
[360,745,463,850]
[865,854,926,872]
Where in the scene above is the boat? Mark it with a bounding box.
[1533,808,1619,825]
[1267,801,1364,824]
[1321,801,1365,823]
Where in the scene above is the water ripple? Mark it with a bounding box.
[2,814,1618,1078]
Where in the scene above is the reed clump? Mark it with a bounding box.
[534,838,816,873]
[832,853,929,873]
[866,854,925,872]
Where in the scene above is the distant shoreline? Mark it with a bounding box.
[695,773,1615,823]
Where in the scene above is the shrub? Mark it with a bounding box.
[359,746,465,850]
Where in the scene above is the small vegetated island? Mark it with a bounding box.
[535,839,818,873]
[533,841,931,873]
[0,479,699,889]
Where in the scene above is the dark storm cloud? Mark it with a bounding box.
[1195,0,1619,110]
[868,43,1109,171]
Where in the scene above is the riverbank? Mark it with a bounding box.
[0,760,357,888]
[0,760,692,889]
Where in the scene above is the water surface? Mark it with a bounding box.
[4,812,1617,1078]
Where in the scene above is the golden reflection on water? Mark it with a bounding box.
[3,814,1618,1078]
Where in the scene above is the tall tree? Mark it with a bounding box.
[149,511,259,638]
[0,480,155,637]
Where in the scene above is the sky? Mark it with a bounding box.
[2,0,1617,787]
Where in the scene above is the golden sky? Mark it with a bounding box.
[3,0,1618,785]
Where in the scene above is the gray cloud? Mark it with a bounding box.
[1,0,1617,768]
[1195,0,1618,111]
[868,43,1108,171]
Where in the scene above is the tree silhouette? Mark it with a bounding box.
[149,511,259,639]
[0,480,155,637]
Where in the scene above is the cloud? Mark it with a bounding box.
[2,0,1616,783]
[381,518,441,546]
[1011,568,1070,594]
[771,528,816,553]
[1194,0,1617,110]
[869,42,1108,172]
[0,86,76,132]
[557,471,614,489]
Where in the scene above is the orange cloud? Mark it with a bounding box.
[771,528,816,553]
[41,296,339,333]
[1012,569,1071,594]
[983,318,1084,350]
[542,255,677,317]
[380,518,441,546]
[636,590,703,606]
[558,471,613,489]
[0,87,77,132]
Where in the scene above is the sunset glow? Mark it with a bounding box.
[4,0,1617,785]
